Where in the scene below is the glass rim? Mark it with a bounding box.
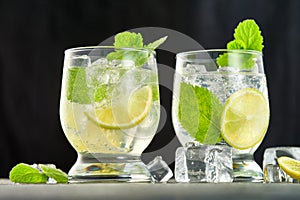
[176,49,262,59]
[64,46,154,54]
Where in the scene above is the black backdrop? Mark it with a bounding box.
[0,0,299,177]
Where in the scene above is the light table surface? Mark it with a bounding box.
[0,179,299,200]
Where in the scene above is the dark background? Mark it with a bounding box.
[0,0,299,177]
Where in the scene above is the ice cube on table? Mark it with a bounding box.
[205,145,233,183]
[263,164,285,183]
[175,147,189,182]
[175,143,233,183]
[263,147,300,183]
[186,144,207,182]
[146,156,173,183]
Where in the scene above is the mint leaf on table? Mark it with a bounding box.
[107,31,167,66]
[9,163,47,184]
[39,164,68,183]
[217,19,263,69]
[178,83,223,144]
[9,163,68,184]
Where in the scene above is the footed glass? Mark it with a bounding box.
[172,49,270,182]
[59,47,160,183]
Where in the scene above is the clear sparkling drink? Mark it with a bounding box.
[60,47,160,182]
[172,50,270,182]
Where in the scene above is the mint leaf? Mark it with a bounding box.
[145,36,168,50]
[178,83,223,144]
[217,19,263,69]
[226,40,245,50]
[39,164,68,183]
[66,67,90,104]
[9,163,47,184]
[107,32,167,66]
[178,83,199,136]
[233,19,264,51]
[114,32,143,48]
[216,53,229,67]
[94,85,107,102]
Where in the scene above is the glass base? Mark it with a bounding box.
[233,154,264,182]
[68,153,152,183]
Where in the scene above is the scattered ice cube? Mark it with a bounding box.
[204,145,233,183]
[186,144,207,182]
[175,143,233,183]
[69,55,91,67]
[175,147,189,182]
[263,164,285,183]
[147,156,173,183]
[263,147,300,183]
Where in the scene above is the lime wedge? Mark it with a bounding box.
[95,85,152,129]
[278,156,300,180]
[221,88,269,149]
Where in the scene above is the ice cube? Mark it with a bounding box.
[263,164,286,183]
[217,66,239,72]
[69,55,91,67]
[175,147,189,182]
[146,156,173,183]
[184,64,207,74]
[92,58,108,66]
[263,147,300,183]
[175,143,233,183]
[205,145,233,183]
[186,145,207,182]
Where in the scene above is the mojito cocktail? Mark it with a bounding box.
[172,49,270,182]
[60,47,160,182]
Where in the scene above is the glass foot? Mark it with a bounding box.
[233,154,264,182]
[68,153,151,183]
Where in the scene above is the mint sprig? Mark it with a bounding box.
[9,163,48,184]
[9,163,68,184]
[216,19,263,69]
[107,31,167,66]
[178,83,223,144]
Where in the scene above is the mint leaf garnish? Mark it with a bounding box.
[114,32,143,48]
[233,19,264,51]
[66,67,90,104]
[107,31,167,66]
[217,19,263,69]
[9,163,47,184]
[94,85,107,102]
[39,164,68,183]
[178,83,223,144]
[9,163,68,184]
[145,36,168,50]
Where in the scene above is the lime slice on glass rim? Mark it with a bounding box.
[220,88,269,150]
[94,85,152,129]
